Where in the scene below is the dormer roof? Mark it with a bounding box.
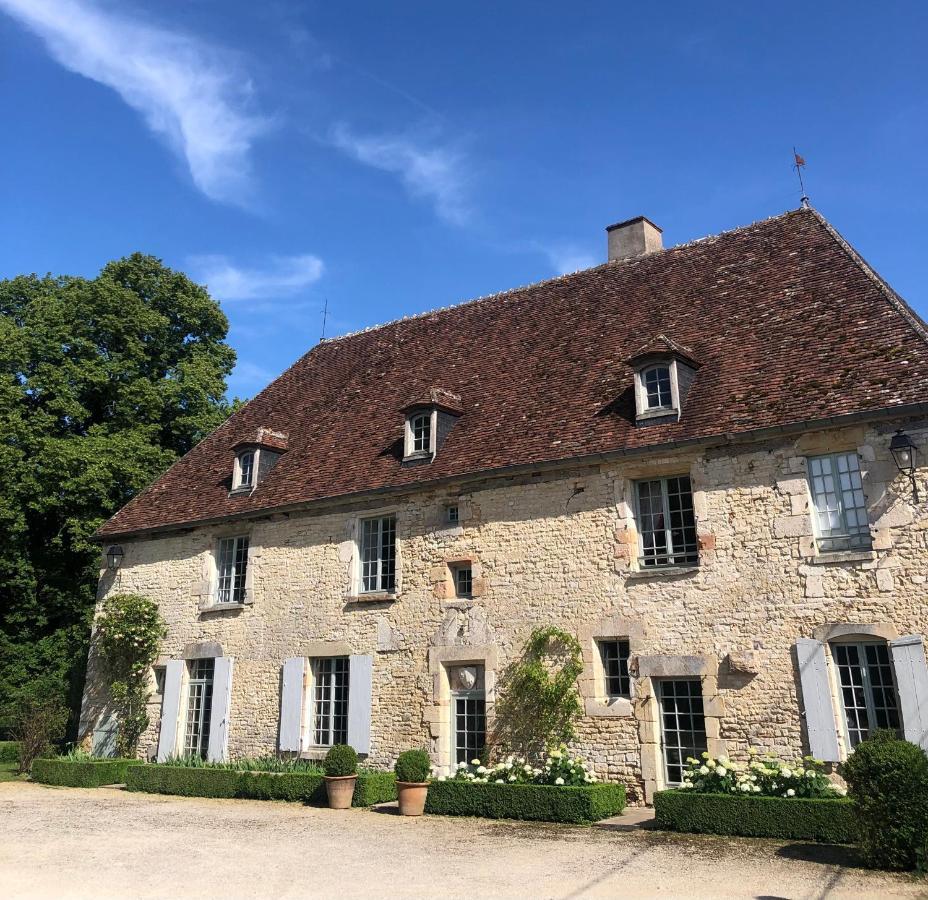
[231,428,289,453]
[626,334,701,369]
[400,387,464,416]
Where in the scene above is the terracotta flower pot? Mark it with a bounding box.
[396,781,429,816]
[324,774,357,809]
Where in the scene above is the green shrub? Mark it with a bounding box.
[679,750,841,798]
[125,764,394,805]
[158,754,323,773]
[0,741,20,764]
[654,790,857,843]
[324,744,358,777]
[841,730,928,870]
[395,750,431,783]
[425,780,625,823]
[31,757,143,788]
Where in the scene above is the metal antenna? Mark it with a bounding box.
[321,297,329,342]
[793,148,810,207]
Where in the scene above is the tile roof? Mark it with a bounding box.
[98,207,928,538]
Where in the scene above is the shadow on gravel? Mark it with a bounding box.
[775,842,866,869]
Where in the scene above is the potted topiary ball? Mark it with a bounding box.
[323,744,358,809]
[394,749,432,816]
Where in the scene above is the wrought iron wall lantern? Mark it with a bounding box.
[106,545,125,570]
[889,430,919,503]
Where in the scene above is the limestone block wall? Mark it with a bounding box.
[80,418,928,804]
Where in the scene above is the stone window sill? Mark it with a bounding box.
[347,592,398,604]
[199,601,249,614]
[807,550,876,566]
[627,565,700,580]
[228,486,255,497]
[584,697,633,718]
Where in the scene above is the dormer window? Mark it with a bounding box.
[236,450,255,489]
[411,413,432,454]
[400,387,463,464]
[627,335,700,424]
[642,365,672,411]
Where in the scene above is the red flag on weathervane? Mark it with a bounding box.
[794,152,806,167]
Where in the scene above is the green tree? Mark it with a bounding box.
[0,253,237,736]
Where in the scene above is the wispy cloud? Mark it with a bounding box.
[188,253,325,302]
[540,244,598,275]
[330,123,471,225]
[0,0,268,205]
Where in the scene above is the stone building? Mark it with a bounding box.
[81,206,928,803]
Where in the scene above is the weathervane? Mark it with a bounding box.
[793,148,809,207]
[321,297,329,342]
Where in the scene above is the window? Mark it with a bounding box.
[642,365,673,410]
[452,563,472,598]
[832,642,900,749]
[808,453,871,552]
[446,504,459,524]
[635,476,698,568]
[311,657,349,747]
[360,515,396,593]
[182,658,214,758]
[411,413,432,454]
[236,450,255,489]
[449,666,486,765]
[598,640,630,699]
[153,666,166,696]
[658,679,707,786]
[216,536,249,603]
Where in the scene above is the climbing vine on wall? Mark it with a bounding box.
[94,594,165,757]
[492,625,584,761]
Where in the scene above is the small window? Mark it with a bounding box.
[311,656,350,747]
[237,450,255,488]
[642,365,673,410]
[153,666,166,696]
[360,515,397,593]
[182,658,215,759]
[832,642,900,749]
[411,413,431,453]
[216,535,249,603]
[635,476,698,568]
[598,640,630,699]
[808,453,871,552]
[452,563,472,598]
[446,504,460,524]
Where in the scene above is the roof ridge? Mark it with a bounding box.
[317,208,804,347]
[807,206,928,346]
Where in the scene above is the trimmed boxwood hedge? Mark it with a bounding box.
[654,790,857,844]
[125,765,396,806]
[0,741,20,764]
[424,781,626,824]
[31,758,144,787]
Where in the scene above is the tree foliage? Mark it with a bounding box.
[492,626,584,761]
[0,254,237,734]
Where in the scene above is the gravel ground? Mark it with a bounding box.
[0,781,925,900]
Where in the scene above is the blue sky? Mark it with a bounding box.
[2,1,926,398]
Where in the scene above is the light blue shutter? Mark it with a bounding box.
[890,635,928,751]
[795,638,840,762]
[92,712,118,758]
[279,657,306,752]
[347,654,373,755]
[156,660,185,762]
[207,657,234,762]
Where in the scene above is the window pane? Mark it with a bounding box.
[644,366,672,409]
[238,451,254,486]
[183,658,214,758]
[808,453,871,552]
[412,415,431,452]
[833,642,900,748]
[312,657,350,746]
[636,477,697,567]
[598,640,630,698]
[659,679,707,785]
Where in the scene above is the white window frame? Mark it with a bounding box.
[232,448,259,491]
[215,535,250,604]
[451,562,473,598]
[446,504,460,525]
[634,360,680,420]
[307,656,350,748]
[358,515,397,594]
[634,475,699,569]
[807,452,872,553]
[449,665,486,765]
[403,409,437,459]
[830,640,901,750]
[181,658,215,759]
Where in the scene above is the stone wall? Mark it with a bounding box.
[80,419,928,804]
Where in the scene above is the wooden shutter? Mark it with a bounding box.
[207,657,234,763]
[279,657,306,752]
[347,654,373,755]
[795,638,840,762]
[156,659,185,762]
[890,635,928,751]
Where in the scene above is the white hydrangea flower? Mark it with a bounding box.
[716,767,727,777]
[786,788,795,797]
[555,777,564,785]
[699,766,710,775]
[471,758,481,766]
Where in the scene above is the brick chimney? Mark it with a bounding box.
[606,216,663,261]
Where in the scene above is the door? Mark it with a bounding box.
[658,679,707,786]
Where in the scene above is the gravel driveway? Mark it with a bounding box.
[0,781,924,900]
